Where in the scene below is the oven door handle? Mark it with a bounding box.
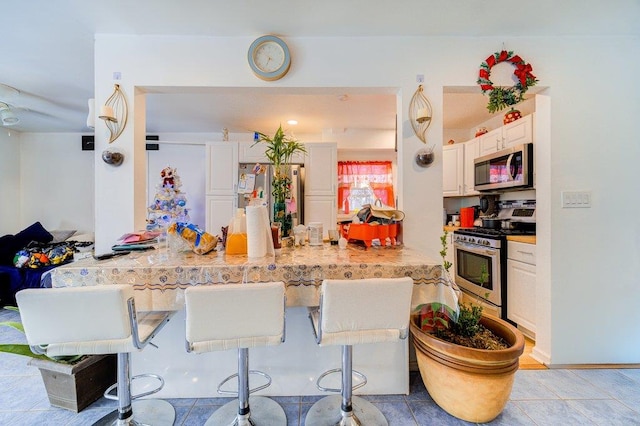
[454,242,498,256]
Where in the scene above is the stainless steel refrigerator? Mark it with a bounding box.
[237,163,305,232]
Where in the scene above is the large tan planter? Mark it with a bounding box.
[410,314,525,423]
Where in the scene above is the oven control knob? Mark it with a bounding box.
[469,238,475,243]
[483,240,490,246]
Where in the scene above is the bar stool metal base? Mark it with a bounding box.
[305,395,388,426]
[93,399,176,426]
[205,396,287,426]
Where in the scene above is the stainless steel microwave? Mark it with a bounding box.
[474,143,533,192]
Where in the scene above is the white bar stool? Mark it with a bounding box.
[16,285,176,426]
[184,281,287,426]
[306,277,414,426]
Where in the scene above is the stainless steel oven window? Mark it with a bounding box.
[456,249,494,292]
[453,240,502,308]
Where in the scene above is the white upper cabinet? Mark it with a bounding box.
[478,127,504,157]
[206,142,239,195]
[462,138,480,196]
[238,141,268,163]
[304,142,337,196]
[503,113,533,148]
[479,113,534,156]
[443,144,464,196]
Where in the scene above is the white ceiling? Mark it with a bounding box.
[0,1,637,135]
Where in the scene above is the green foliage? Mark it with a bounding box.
[486,87,522,113]
[439,231,452,272]
[450,264,488,337]
[450,302,483,337]
[253,125,306,203]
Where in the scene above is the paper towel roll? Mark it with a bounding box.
[246,205,274,258]
[246,205,267,258]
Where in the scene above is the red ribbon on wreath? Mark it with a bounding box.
[514,62,534,87]
[478,50,537,93]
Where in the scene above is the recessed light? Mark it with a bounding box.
[338,94,349,102]
[287,119,298,125]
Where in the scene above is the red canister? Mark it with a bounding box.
[460,207,475,228]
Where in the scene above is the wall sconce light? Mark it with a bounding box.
[99,84,128,143]
[101,149,124,166]
[415,146,435,168]
[409,84,433,144]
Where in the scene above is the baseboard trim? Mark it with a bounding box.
[547,363,640,369]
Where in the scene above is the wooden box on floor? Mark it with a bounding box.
[29,354,117,412]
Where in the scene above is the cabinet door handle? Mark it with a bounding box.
[516,250,534,255]
[458,184,462,194]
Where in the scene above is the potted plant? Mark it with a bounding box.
[410,231,525,423]
[0,306,117,413]
[253,125,306,237]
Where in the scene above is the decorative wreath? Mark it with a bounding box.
[477,50,538,113]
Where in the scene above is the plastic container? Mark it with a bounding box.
[308,222,323,246]
[460,207,475,228]
[226,209,247,255]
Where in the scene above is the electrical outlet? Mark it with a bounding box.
[416,74,424,83]
[561,191,592,208]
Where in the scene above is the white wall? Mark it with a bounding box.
[0,130,21,235]
[19,133,95,234]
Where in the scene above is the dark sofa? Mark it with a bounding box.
[0,222,56,307]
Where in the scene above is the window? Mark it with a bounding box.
[338,161,395,213]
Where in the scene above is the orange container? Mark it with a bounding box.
[460,207,475,228]
[348,223,379,247]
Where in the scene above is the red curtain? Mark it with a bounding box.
[338,161,395,212]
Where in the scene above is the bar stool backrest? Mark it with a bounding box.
[185,281,286,353]
[16,285,134,347]
[316,277,414,346]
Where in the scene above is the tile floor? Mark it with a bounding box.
[1,308,639,425]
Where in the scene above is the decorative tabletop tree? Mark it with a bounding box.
[146,166,190,233]
[253,125,306,237]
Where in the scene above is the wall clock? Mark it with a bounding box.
[247,35,291,81]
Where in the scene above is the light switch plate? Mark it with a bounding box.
[561,191,592,208]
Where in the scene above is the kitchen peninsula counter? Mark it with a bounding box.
[49,244,450,398]
[51,244,448,310]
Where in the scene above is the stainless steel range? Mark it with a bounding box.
[453,200,535,321]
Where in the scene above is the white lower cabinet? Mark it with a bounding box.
[507,241,536,337]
